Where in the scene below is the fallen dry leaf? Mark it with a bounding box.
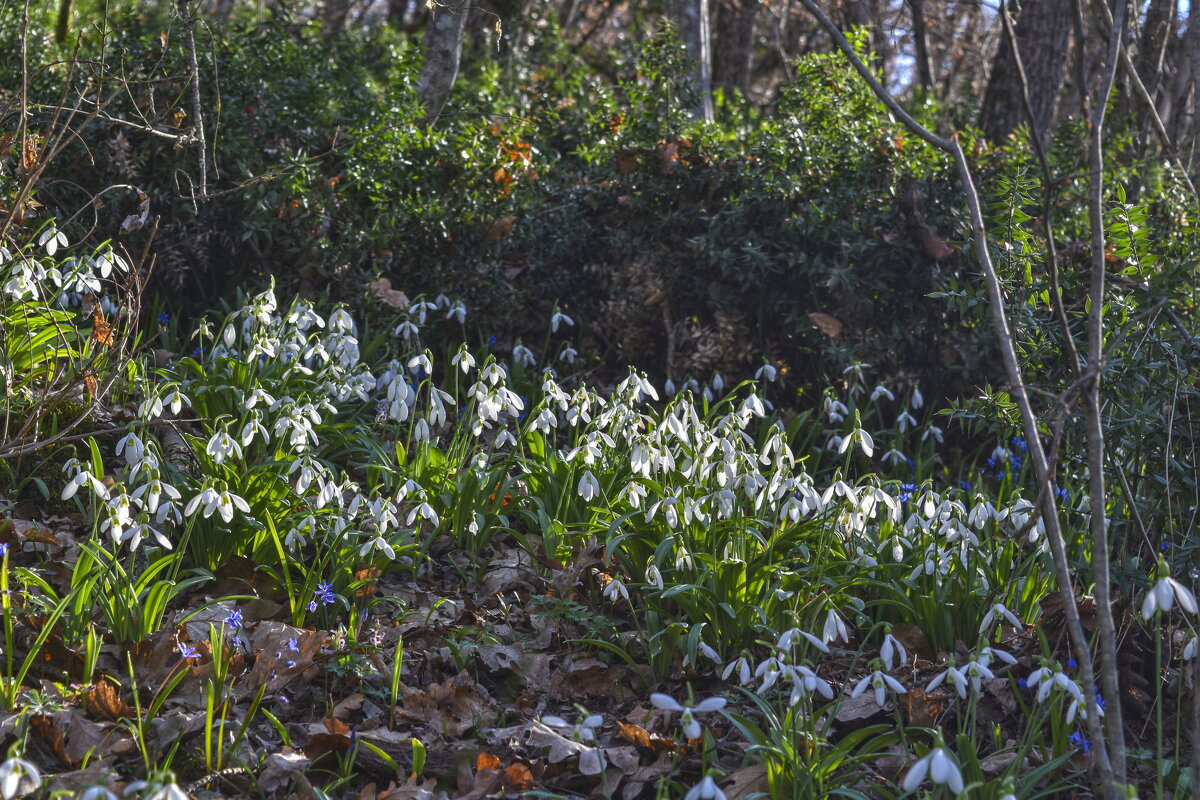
[807,312,844,340]
[368,278,411,310]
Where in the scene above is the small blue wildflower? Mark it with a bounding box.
[959,480,972,491]
[1017,678,1028,689]
[899,483,916,503]
[1095,690,1106,710]
[306,600,318,613]
[178,642,200,660]
[0,543,9,558]
[986,458,996,470]
[157,311,170,324]
[1055,486,1069,503]
[315,581,337,605]
[1010,454,1024,472]
[1069,732,1091,754]
[1012,436,1027,452]
[287,638,300,652]
[1067,658,1078,670]
[487,335,498,347]
[1161,541,1171,552]
[286,660,296,669]
[224,608,244,630]
[905,457,915,470]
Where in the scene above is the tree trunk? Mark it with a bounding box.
[668,0,715,122]
[712,0,756,97]
[418,2,470,123]
[906,0,935,94]
[1136,0,1173,100]
[979,0,1072,144]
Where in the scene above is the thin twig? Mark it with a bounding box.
[794,0,1121,792]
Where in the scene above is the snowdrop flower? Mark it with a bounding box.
[645,563,664,591]
[922,424,944,443]
[602,577,629,602]
[851,669,906,708]
[777,626,829,654]
[550,308,574,333]
[447,300,467,324]
[650,693,726,740]
[838,425,874,458]
[394,320,419,340]
[131,478,180,515]
[1142,561,1198,620]
[722,654,753,685]
[755,363,777,382]
[684,775,727,800]
[39,225,68,255]
[559,344,579,364]
[61,468,109,502]
[541,710,603,743]
[926,665,968,699]
[1185,636,1198,659]
[896,410,917,432]
[911,385,924,409]
[785,665,834,705]
[205,430,243,464]
[902,745,964,795]
[823,396,848,423]
[870,385,894,402]
[980,601,1024,635]
[881,448,907,466]
[79,784,119,800]
[880,629,907,670]
[0,757,40,799]
[577,470,600,501]
[451,348,475,373]
[511,342,536,368]
[822,608,849,644]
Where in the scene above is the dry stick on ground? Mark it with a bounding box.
[793,0,1123,793]
[1078,0,1129,782]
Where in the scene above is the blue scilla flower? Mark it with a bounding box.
[1069,732,1091,754]
[899,483,916,503]
[157,311,170,324]
[958,480,971,491]
[1012,436,1027,452]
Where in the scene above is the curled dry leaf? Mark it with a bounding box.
[807,312,844,340]
[258,747,311,793]
[368,278,411,310]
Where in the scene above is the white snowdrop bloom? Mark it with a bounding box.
[394,320,419,340]
[881,448,908,466]
[602,577,629,602]
[664,378,677,396]
[711,373,725,393]
[963,655,995,693]
[78,784,119,800]
[166,390,190,415]
[38,225,68,255]
[870,385,894,402]
[922,425,944,443]
[784,665,834,705]
[541,712,604,743]
[240,416,268,447]
[328,307,355,333]
[741,394,766,418]
[755,363,777,382]
[532,408,557,434]
[911,386,924,409]
[896,410,917,432]
[968,498,998,529]
[495,428,517,448]
[511,343,537,368]
[407,300,437,324]
[851,670,906,707]
[61,469,109,502]
[650,694,726,740]
[205,430,243,464]
[0,756,41,799]
[244,388,275,409]
[645,563,664,591]
[451,348,475,373]
[880,631,907,670]
[684,776,727,800]
[130,478,179,515]
[1142,564,1198,620]
[980,602,1024,635]
[927,665,968,699]
[406,502,440,527]
[550,309,574,332]
[776,627,829,654]
[838,426,874,458]
[407,353,433,376]
[622,481,648,508]
[722,655,753,685]
[446,300,467,324]
[1185,636,1198,659]
[902,746,963,795]
[360,534,395,560]
[822,609,850,644]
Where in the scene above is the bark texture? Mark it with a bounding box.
[980,0,1071,143]
[668,0,714,122]
[418,3,470,123]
